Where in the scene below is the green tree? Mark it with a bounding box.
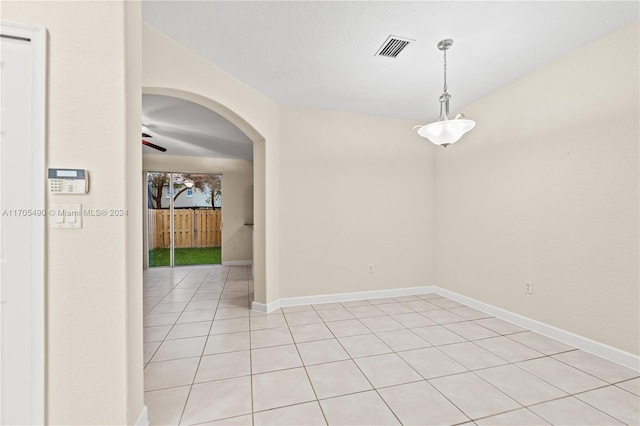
[148,173,221,209]
[204,175,222,208]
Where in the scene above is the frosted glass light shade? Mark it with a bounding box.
[417,119,476,146]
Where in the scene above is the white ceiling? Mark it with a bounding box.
[141,1,638,157]
[142,94,253,159]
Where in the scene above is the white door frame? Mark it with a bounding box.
[0,20,46,425]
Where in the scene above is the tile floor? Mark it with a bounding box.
[143,265,640,426]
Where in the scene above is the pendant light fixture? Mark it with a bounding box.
[415,39,475,147]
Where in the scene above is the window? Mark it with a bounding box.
[186,188,193,198]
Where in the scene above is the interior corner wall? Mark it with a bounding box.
[124,2,144,424]
[279,106,436,298]
[3,1,143,424]
[142,23,280,304]
[143,154,254,263]
[435,22,639,355]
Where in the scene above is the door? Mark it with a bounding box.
[0,23,46,424]
[147,172,222,267]
[147,172,172,266]
[173,173,222,266]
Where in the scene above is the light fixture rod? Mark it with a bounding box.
[443,45,448,93]
[415,38,475,148]
[437,39,453,121]
[438,93,450,121]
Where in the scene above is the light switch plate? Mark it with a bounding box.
[50,204,82,229]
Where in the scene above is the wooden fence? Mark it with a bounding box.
[150,209,222,248]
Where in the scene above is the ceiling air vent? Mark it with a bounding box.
[375,35,414,58]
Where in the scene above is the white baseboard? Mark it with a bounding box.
[251,301,269,313]
[251,285,639,372]
[222,260,253,266]
[435,288,640,371]
[135,405,148,426]
[252,285,437,314]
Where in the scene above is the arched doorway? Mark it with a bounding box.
[141,87,266,305]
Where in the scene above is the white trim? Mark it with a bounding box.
[169,174,175,267]
[135,405,149,426]
[252,285,437,314]
[251,301,269,313]
[252,285,639,372]
[142,172,149,269]
[0,21,47,425]
[435,287,640,372]
[222,260,253,266]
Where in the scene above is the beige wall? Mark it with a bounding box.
[435,22,639,355]
[143,25,434,302]
[2,9,636,426]
[4,2,635,424]
[124,2,144,424]
[142,23,640,358]
[143,154,254,263]
[142,25,439,302]
[2,1,143,424]
[279,106,436,298]
[142,24,281,303]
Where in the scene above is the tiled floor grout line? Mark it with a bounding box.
[175,316,561,369]
[309,303,447,426]
[144,268,204,367]
[505,358,623,424]
[144,271,639,426]
[291,305,635,424]
[158,353,632,422]
[521,392,624,425]
[145,270,226,367]
[471,405,545,424]
[144,268,210,348]
[246,267,256,426]
[177,265,230,426]
[458,369,529,419]
[550,351,640,385]
[143,267,256,419]
[280,307,330,426]
[508,350,609,392]
[563,388,635,425]
[612,377,640,398]
[143,269,194,316]
[235,333,570,425]
[377,323,519,424]
[147,313,617,378]
[451,344,611,402]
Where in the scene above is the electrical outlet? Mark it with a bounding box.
[368,264,374,273]
[524,281,533,294]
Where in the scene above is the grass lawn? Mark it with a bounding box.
[149,247,221,267]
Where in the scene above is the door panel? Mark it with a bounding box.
[173,173,221,266]
[146,172,222,267]
[0,33,43,425]
[147,172,171,266]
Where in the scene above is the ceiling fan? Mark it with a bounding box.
[141,131,167,152]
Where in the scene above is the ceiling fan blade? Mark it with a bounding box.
[142,140,167,152]
[142,132,153,138]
